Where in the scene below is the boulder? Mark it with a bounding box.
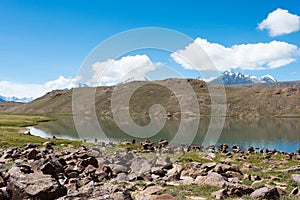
[130,158,154,178]
[211,189,228,199]
[195,172,227,188]
[27,148,39,160]
[7,167,67,200]
[25,143,37,150]
[226,183,254,196]
[250,187,280,199]
[134,185,165,200]
[291,174,300,184]
[214,164,240,174]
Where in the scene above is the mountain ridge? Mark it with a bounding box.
[0,95,33,103]
[0,78,299,117]
[210,70,277,85]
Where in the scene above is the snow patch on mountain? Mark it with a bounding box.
[210,70,277,85]
[0,95,33,103]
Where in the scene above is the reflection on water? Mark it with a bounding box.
[31,116,300,152]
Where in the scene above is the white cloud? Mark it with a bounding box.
[92,54,159,85]
[44,76,77,91]
[258,8,300,36]
[0,81,45,99]
[0,76,77,99]
[171,38,300,71]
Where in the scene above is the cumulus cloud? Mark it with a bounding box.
[44,76,78,91]
[0,81,45,99]
[258,8,300,36]
[171,38,300,71]
[0,76,78,99]
[92,54,159,85]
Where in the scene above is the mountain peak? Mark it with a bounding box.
[210,70,277,85]
[0,95,33,103]
[260,74,277,83]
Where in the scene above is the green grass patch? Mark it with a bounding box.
[0,114,82,149]
[178,151,213,163]
[116,143,141,151]
[0,114,55,127]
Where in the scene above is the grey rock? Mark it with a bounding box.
[250,187,280,199]
[7,167,67,199]
[195,172,227,188]
[291,174,300,184]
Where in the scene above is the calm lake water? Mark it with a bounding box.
[29,116,300,153]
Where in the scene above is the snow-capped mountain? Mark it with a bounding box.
[210,70,277,85]
[0,95,33,103]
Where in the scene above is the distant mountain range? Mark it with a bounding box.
[210,70,277,85]
[0,78,299,117]
[0,95,33,103]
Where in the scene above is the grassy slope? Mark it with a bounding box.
[0,79,299,117]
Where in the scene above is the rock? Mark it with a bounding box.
[25,143,37,149]
[181,163,207,178]
[130,158,154,178]
[226,183,254,196]
[7,167,67,199]
[151,167,166,177]
[78,180,94,194]
[19,164,34,174]
[0,187,9,200]
[291,174,300,184]
[179,176,194,185]
[66,171,79,179]
[109,191,133,200]
[251,175,261,181]
[41,161,64,175]
[110,173,129,183]
[27,148,39,160]
[211,189,228,199]
[207,152,216,160]
[224,171,242,179]
[250,187,280,199]
[158,139,168,148]
[0,176,5,188]
[214,164,240,174]
[43,141,54,149]
[110,164,128,176]
[247,146,255,153]
[135,185,165,200]
[195,172,227,188]
[279,165,300,173]
[251,180,265,189]
[200,162,216,171]
[289,187,299,196]
[86,156,99,168]
[149,194,175,200]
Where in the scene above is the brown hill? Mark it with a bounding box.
[0,79,299,117]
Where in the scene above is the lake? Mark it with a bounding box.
[29,116,300,153]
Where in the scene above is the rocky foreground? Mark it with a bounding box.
[0,140,299,200]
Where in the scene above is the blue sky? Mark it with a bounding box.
[0,0,300,97]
